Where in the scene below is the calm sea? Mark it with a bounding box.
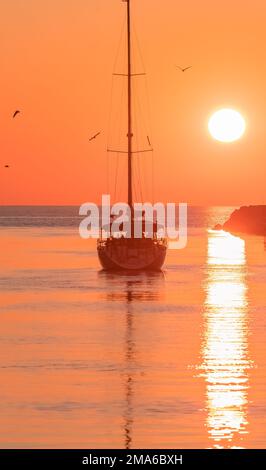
[0,206,265,449]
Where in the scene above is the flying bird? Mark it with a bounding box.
[176,66,192,72]
[4,165,10,168]
[13,110,20,118]
[89,131,101,141]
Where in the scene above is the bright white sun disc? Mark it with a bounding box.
[208,108,246,142]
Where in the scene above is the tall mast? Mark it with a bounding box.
[126,0,133,208]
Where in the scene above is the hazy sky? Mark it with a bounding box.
[1,0,266,205]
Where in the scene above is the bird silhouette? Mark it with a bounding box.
[13,110,20,118]
[4,165,10,168]
[89,131,101,141]
[176,66,192,72]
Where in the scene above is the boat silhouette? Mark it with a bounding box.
[97,0,167,271]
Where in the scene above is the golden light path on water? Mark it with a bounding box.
[202,230,252,448]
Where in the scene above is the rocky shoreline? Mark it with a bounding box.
[215,205,266,236]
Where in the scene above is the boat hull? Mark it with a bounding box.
[97,238,167,271]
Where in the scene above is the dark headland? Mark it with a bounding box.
[215,205,266,236]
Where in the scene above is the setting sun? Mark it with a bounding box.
[1,0,266,459]
[208,108,246,143]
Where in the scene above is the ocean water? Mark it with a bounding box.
[0,206,265,449]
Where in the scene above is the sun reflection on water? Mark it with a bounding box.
[202,230,251,448]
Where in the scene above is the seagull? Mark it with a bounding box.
[13,110,20,118]
[89,131,101,141]
[147,135,151,146]
[4,165,10,168]
[176,66,192,72]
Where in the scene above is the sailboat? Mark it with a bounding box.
[97,0,167,271]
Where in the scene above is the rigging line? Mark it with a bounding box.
[133,74,148,203]
[132,54,149,151]
[132,21,146,74]
[131,55,144,203]
[136,87,151,201]
[112,29,127,201]
[131,75,138,203]
[133,131,143,203]
[143,73,154,203]
[142,144,150,203]
[144,74,153,143]
[113,73,146,76]
[108,23,126,141]
[131,52,138,202]
[114,153,119,201]
[132,161,137,204]
[117,72,127,202]
[151,152,154,205]
[107,149,153,154]
[113,13,127,73]
[136,154,144,203]
[107,74,114,194]
[144,73,154,202]
[115,69,126,201]
[134,149,143,204]
[118,149,127,202]
[133,21,155,203]
[108,12,126,153]
[132,164,138,204]
[144,71,155,203]
[133,146,141,203]
[114,64,126,200]
[107,11,126,198]
[133,67,148,136]
[115,28,127,145]
[106,151,109,195]
[131,24,150,144]
[117,43,128,201]
[135,126,144,204]
[107,76,114,146]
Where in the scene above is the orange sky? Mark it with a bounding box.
[1,0,266,205]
